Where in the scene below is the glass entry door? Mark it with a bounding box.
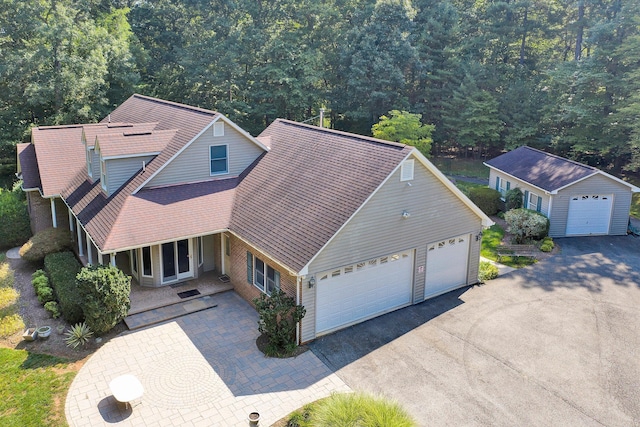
[162,239,192,283]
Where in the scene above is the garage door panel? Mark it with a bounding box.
[566,194,612,236]
[316,251,414,334]
[425,234,470,299]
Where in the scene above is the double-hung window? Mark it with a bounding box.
[495,176,509,199]
[528,192,542,212]
[247,251,280,295]
[210,145,228,175]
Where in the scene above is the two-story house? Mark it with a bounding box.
[17,94,492,342]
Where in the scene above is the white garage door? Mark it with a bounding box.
[566,194,612,236]
[425,234,470,299]
[316,250,414,334]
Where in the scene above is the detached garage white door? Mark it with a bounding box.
[425,234,470,299]
[316,250,414,334]
[566,194,612,236]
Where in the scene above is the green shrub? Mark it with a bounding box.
[0,186,31,250]
[0,262,14,288]
[44,301,61,319]
[0,287,19,317]
[76,265,131,335]
[0,313,25,338]
[19,227,72,263]
[478,261,499,283]
[504,208,550,243]
[44,252,83,324]
[505,187,523,211]
[36,285,55,304]
[254,289,306,357]
[540,237,554,252]
[64,322,93,349]
[469,187,501,215]
[311,393,416,427]
[32,269,46,280]
[32,275,49,290]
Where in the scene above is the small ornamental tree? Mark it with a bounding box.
[504,208,550,243]
[253,289,306,357]
[76,265,131,335]
[505,187,524,211]
[0,184,31,249]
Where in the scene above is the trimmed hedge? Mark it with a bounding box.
[20,227,72,263]
[0,262,14,289]
[76,265,131,335]
[44,252,83,324]
[0,185,31,250]
[469,187,501,215]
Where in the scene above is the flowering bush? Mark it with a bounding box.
[504,208,549,243]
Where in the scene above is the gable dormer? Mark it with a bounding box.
[95,129,176,196]
[143,116,268,189]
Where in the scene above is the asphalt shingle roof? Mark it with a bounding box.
[230,119,413,273]
[17,143,41,191]
[485,146,597,192]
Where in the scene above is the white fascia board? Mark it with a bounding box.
[103,152,161,161]
[414,150,494,227]
[552,170,640,194]
[102,228,230,254]
[484,164,552,195]
[132,115,269,195]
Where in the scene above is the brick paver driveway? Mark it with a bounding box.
[65,291,349,427]
[311,236,640,426]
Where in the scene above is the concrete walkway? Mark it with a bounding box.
[66,291,350,427]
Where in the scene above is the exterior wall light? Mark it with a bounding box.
[308,276,316,288]
[401,210,411,219]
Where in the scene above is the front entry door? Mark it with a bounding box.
[162,239,193,283]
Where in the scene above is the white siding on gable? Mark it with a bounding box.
[300,155,483,341]
[105,156,155,195]
[146,124,264,188]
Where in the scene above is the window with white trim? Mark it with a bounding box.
[210,145,228,175]
[528,192,541,212]
[246,251,280,295]
[131,249,138,278]
[86,149,93,177]
[100,159,107,191]
[400,159,414,181]
[142,246,152,277]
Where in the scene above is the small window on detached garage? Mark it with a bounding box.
[400,159,414,181]
[210,145,228,175]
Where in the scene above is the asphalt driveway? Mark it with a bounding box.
[311,236,640,427]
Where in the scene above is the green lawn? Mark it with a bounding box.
[432,156,489,179]
[454,180,485,197]
[0,348,76,427]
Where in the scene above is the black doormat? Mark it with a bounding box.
[177,289,200,299]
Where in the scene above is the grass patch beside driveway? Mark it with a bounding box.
[0,348,76,427]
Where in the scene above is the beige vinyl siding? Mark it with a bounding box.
[105,156,155,195]
[203,234,216,272]
[467,236,481,285]
[550,174,632,237]
[302,155,483,341]
[90,149,100,181]
[488,170,551,215]
[146,124,264,188]
[301,282,316,343]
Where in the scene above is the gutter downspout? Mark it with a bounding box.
[296,275,301,345]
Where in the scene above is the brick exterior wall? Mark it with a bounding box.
[229,235,298,308]
[26,192,71,234]
[27,191,53,234]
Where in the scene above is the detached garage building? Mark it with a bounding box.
[485,146,640,237]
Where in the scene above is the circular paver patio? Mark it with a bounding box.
[65,291,350,427]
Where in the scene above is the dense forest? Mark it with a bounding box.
[1,0,640,185]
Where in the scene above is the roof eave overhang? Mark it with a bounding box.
[484,163,554,195]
